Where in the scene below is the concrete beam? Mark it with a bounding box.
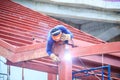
[33,0,120,11]
[13,0,120,23]
[97,27,120,41]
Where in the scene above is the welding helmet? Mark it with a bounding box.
[51,27,62,41]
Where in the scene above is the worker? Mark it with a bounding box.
[46,25,73,62]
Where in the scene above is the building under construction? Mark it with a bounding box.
[0,0,120,80]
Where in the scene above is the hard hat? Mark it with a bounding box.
[51,28,62,41]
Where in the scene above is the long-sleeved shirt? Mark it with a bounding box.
[46,25,73,56]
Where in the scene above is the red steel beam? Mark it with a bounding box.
[109,53,120,57]
[0,44,48,62]
[11,47,48,62]
[48,73,57,80]
[0,39,16,52]
[7,60,58,74]
[79,55,120,67]
[72,42,120,57]
[8,57,119,80]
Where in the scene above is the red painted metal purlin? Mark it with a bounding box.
[31,60,57,67]
[0,39,16,52]
[1,38,26,46]
[72,42,120,57]
[0,15,48,38]
[0,25,33,38]
[0,27,32,40]
[0,32,32,45]
[0,4,51,32]
[0,26,33,41]
[0,21,44,40]
[0,29,32,44]
[0,2,52,23]
[15,42,46,53]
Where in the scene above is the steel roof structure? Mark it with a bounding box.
[0,0,120,80]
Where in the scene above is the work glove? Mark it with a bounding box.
[60,33,71,41]
[50,53,60,62]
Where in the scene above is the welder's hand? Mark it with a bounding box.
[60,33,71,41]
[50,54,60,62]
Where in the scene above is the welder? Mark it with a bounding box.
[46,25,73,62]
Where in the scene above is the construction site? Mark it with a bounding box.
[0,0,120,80]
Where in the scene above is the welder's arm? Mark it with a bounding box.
[50,53,60,62]
[46,38,60,62]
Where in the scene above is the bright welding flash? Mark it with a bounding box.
[64,45,72,61]
[64,53,72,61]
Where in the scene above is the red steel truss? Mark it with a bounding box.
[0,0,120,80]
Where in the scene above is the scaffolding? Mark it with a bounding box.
[0,58,10,80]
[72,65,111,80]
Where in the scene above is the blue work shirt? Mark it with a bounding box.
[46,25,73,56]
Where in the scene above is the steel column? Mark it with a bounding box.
[48,73,57,80]
[54,43,72,80]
